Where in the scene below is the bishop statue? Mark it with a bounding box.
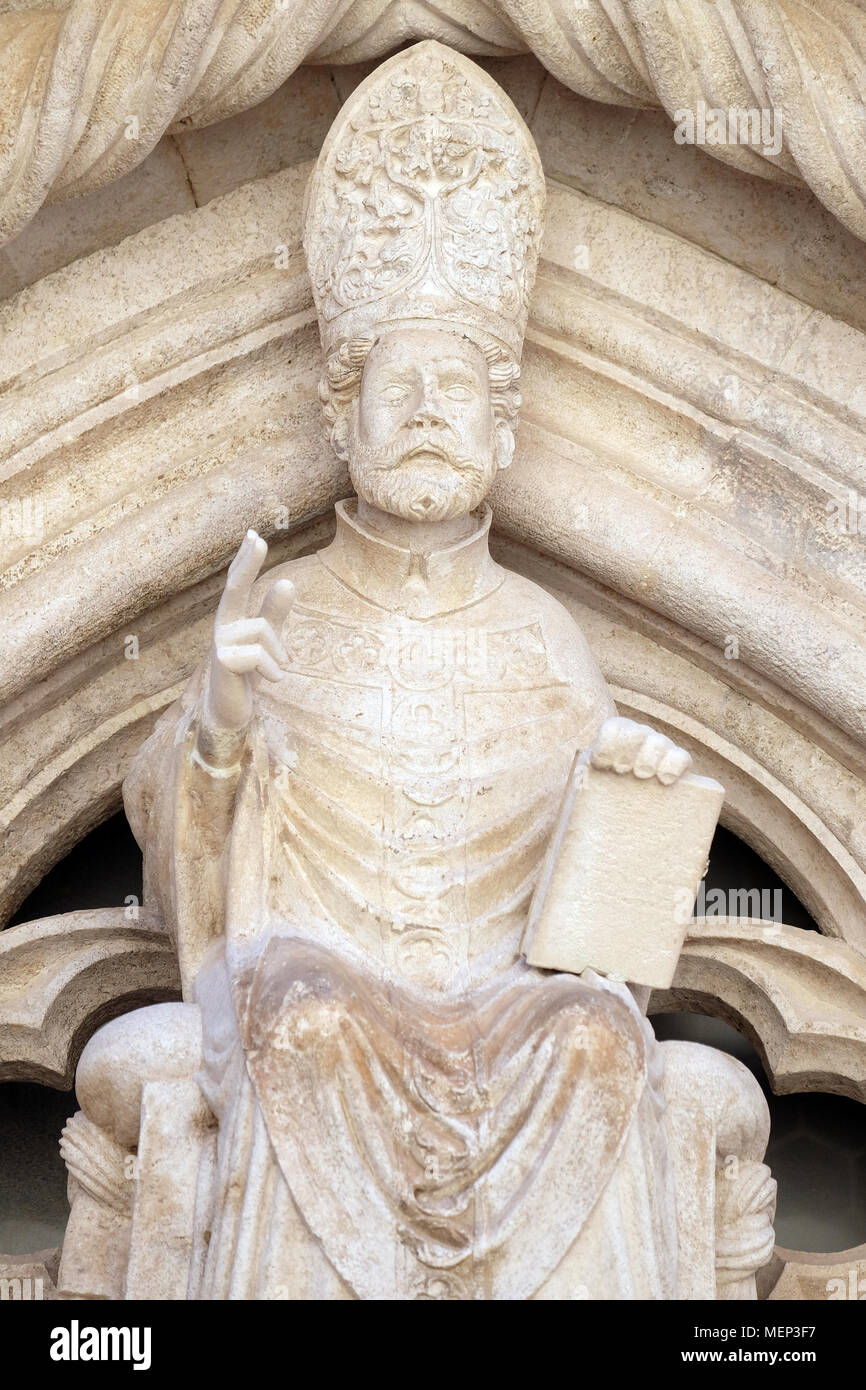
[57,42,776,1302]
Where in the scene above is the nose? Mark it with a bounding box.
[408,379,446,430]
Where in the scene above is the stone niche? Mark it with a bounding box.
[0,1,864,1302]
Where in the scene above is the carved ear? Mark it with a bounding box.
[495,418,515,471]
[331,395,356,462]
[331,414,349,462]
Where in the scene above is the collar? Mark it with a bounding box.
[319,499,502,619]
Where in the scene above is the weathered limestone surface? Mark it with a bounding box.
[1,157,865,940]
[0,5,863,1301]
[0,909,179,1089]
[46,42,779,1301]
[2,1,865,242]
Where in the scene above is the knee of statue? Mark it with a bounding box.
[659,1038,770,1161]
[75,1002,203,1150]
[270,969,354,1053]
[249,940,357,1054]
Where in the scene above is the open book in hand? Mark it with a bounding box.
[522,748,725,990]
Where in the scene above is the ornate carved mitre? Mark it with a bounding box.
[302,40,546,360]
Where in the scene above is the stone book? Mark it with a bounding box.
[522,752,725,989]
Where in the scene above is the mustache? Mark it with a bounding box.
[355,430,478,472]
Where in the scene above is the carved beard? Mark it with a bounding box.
[347,428,496,522]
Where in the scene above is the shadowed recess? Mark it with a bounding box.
[5,812,143,929]
[0,1082,71,1255]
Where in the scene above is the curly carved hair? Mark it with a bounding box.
[317,334,522,460]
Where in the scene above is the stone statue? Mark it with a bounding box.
[57,42,775,1302]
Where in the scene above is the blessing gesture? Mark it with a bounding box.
[201,530,295,744]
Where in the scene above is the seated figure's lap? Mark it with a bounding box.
[75,1001,203,1149]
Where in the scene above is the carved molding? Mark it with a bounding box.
[1,2,865,247]
[3,908,863,1106]
[763,1244,866,1301]
[2,170,862,720]
[1,26,863,1304]
[1,906,862,1299]
[0,908,180,1088]
[1,164,863,944]
[0,1248,61,1299]
[651,918,866,1103]
[610,686,866,949]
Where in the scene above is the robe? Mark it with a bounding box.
[124,500,679,1299]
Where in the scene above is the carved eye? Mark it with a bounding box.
[444,384,474,401]
[381,385,409,403]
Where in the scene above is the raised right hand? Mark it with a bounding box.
[201,530,295,739]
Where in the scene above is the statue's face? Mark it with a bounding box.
[348,328,504,522]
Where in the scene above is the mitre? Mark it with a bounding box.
[302,40,546,361]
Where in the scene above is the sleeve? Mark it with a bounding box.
[122,668,247,996]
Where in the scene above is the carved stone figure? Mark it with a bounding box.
[57,42,775,1302]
